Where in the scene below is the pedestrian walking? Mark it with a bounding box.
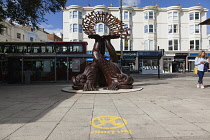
[195,51,208,89]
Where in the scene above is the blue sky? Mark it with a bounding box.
[40,0,210,36]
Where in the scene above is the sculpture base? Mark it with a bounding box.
[62,86,143,94]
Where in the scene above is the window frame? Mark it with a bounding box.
[124,11,129,20]
[189,24,200,34]
[144,24,154,33]
[189,12,200,20]
[168,11,179,21]
[168,24,178,33]
[190,40,200,50]
[144,40,154,50]
[144,11,154,20]
[168,39,179,51]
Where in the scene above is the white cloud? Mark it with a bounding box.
[45,28,63,38]
[39,23,53,29]
[122,0,141,6]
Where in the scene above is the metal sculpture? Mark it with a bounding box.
[72,11,134,90]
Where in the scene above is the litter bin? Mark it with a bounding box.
[122,66,130,76]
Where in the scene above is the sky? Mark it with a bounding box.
[40,0,210,37]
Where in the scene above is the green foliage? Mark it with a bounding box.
[0,0,67,33]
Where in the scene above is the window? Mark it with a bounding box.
[70,24,79,32]
[145,11,154,19]
[173,12,178,20]
[195,25,199,33]
[17,33,21,39]
[168,24,178,33]
[130,25,132,33]
[189,24,200,34]
[129,12,132,20]
[95,23,108,33]
[149,25,153,33]
[168,39,179,50]
[189,12,200,20]
[124,11,128,19]
[70,11,82,19]
[144,25,148,33]
[144,25,154,33]
[79,12,82,19]
[190,40,200,50]
[73,11,78,18]
[30,37,33,42]
[168,12,172,20]
[73,24,78,32]
[99,24,103,32]
[104,25,108,33]
[144,40,154,50]
[195,12,199,19]
[168,11,179,20]
[70,11,72,18]
[79,24,82,33]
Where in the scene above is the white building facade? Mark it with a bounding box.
[63,4,209,73]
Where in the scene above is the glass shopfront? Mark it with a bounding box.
[138,51,163,74]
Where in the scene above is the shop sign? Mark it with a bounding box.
[175,53,188,56]
[138,51,161,56]
[164,54,175,56]
[123,52,137,56]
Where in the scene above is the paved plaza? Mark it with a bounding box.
[1,73,210,140]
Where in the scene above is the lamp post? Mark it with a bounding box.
[120,0,123,68]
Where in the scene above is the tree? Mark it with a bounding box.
[0,0,67,33]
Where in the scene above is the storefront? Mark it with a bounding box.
[188,53,210,72]
[163,53,175,73]
[122,51,137,72]
[172,53,188,73]
[138,51,163,74]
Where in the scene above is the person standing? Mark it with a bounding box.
[195,51,208,89]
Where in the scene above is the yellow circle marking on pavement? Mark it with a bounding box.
[90,116,127,129]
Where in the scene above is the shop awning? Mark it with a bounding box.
[199,18,210,25]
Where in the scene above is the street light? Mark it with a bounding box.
[120,0,123,68]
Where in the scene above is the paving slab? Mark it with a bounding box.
[0,73,210,140]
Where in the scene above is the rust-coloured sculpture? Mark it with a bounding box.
[72,11,134,90]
